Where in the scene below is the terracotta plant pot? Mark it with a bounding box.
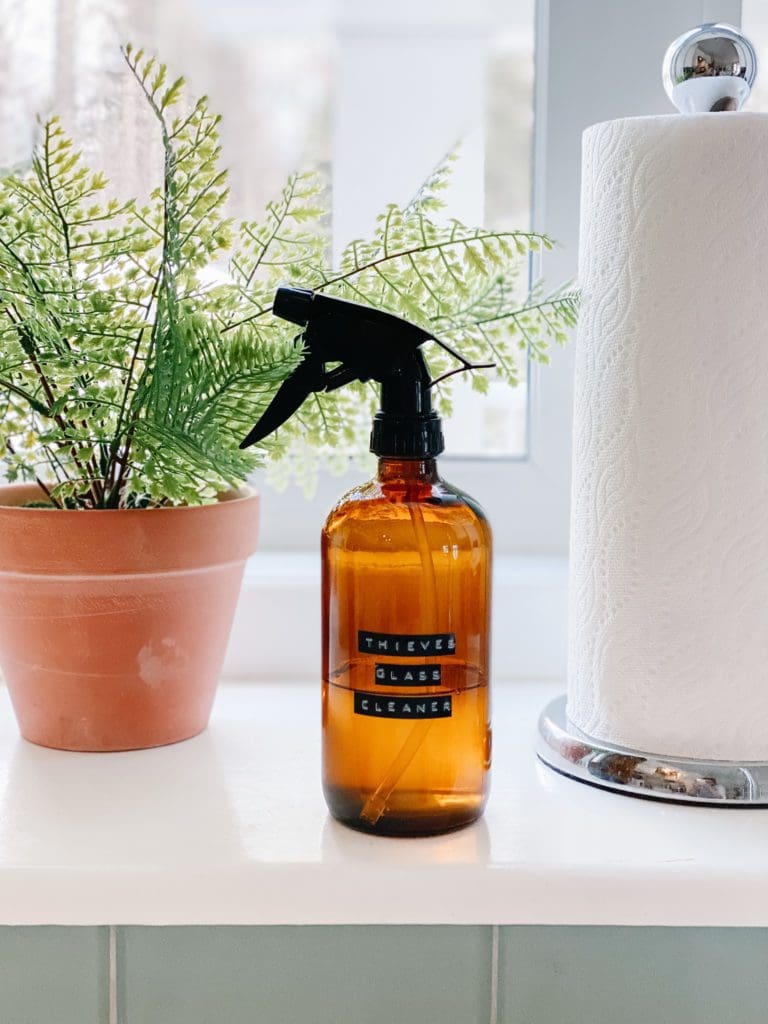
[0,484,259,751]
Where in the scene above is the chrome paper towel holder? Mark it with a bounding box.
[537,23,768,807]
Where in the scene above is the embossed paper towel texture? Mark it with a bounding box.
[567,113,768,761]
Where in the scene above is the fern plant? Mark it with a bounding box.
[0,46,578,509]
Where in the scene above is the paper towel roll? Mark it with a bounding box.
[568,112,768,762]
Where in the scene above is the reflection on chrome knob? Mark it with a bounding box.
[663,23,758,113]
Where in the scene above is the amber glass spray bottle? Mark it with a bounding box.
[241,287,492,836]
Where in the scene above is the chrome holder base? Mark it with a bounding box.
[537,695,768,806]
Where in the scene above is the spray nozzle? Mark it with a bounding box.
[272,285,314,326]
[240,286,494,455]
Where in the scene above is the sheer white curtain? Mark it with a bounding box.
[0,0,332,216]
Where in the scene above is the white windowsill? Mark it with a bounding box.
[3,678,768,927]
[223,553,569,682]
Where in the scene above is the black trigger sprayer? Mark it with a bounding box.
[240,286,492,457]
[242,286,494,837]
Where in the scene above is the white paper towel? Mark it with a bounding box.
[568,112,768,762]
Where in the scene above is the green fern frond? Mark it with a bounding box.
[0,45,577,507]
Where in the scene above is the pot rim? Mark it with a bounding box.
[0,483,258,515]
[0,483,261,574]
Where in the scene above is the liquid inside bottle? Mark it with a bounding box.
[322,457,492,836]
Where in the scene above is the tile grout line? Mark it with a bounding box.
[108,926,118,1024]
[489,924,499,1024]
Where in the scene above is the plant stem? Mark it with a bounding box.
[5,439,62,508]
[39,122,106,501]
[12,319,101,506]
[221,229,553,333]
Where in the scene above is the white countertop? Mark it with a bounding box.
[2,680,768,926]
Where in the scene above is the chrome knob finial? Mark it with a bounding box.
[663,23,758,113]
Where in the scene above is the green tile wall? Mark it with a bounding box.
[0,926,108,1024]
[499,927,768,1024]
[4,925,768,1023]
[118,926,491,1024]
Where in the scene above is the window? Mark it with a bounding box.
[742,2,768,111]
[2,0,542,547]
[0,0,746,563]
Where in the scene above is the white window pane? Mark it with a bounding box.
[446,14,535,459]
[742,3,768,113]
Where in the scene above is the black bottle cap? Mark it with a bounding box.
[370,413,444,458]
[370,374,444,458]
